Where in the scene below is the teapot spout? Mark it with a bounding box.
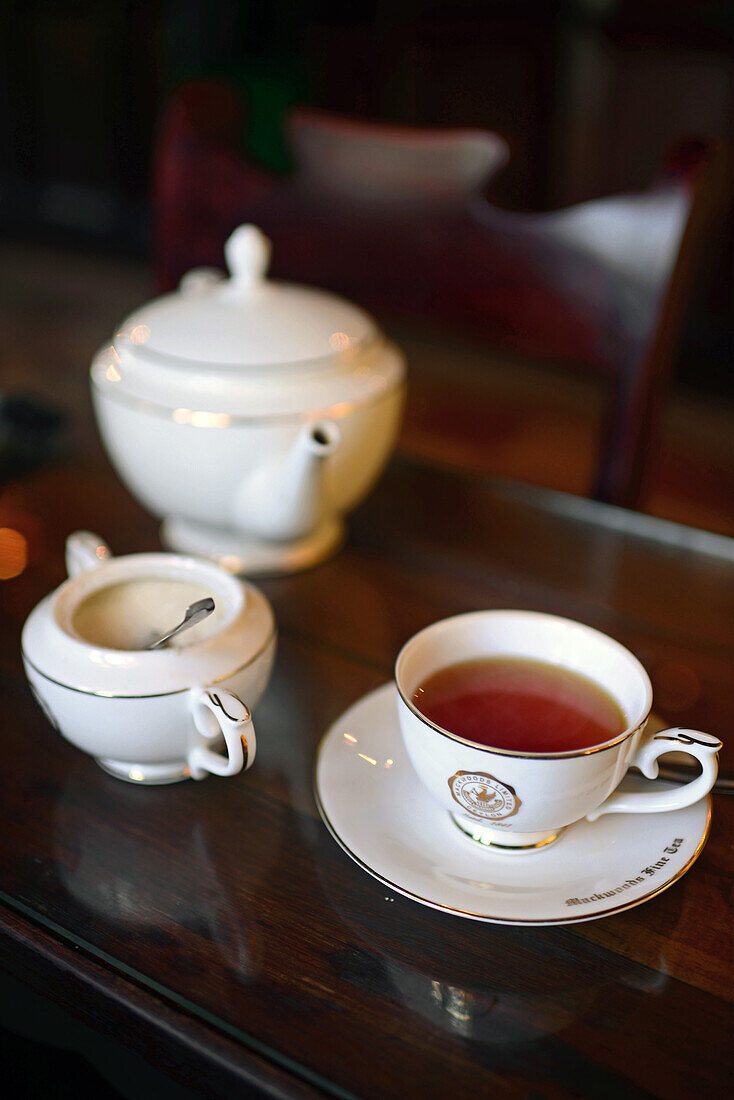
[232,420,340,543]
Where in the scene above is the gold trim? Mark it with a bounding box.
[397,677,648,760]
[91,372,406,425]
[96,759,190,784]
[21,625,276,699]
[449,814,563,850]
[653,731,723,750]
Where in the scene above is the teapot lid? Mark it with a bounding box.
[117,225,377,370]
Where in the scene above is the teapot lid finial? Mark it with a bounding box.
[224,225,271,292]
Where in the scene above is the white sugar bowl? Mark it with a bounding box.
[22,532,277,784]
[91,225,406,574]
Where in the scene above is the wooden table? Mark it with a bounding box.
[1,351,732,1098]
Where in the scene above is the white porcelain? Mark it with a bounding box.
[395,610,721,849]
[91,225,406,573]
[21,531,276,783]
[315,683,712,924]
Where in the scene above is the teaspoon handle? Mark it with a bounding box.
[146,597,215,650]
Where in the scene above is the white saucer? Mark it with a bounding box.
[314,684,712,926]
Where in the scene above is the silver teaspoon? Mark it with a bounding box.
[145,597,216,650]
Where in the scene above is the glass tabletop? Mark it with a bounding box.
[1,454,733,1098]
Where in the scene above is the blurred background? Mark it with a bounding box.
[2,0,734,530]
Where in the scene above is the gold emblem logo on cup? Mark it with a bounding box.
[448,771,521,820]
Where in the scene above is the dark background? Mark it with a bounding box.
[2,0,734,395]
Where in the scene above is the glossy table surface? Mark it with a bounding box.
[1,337,733,1098]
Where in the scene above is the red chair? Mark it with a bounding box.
[152,79,728,508]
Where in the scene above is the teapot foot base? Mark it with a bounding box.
[96,757,190,784]
[160,515,345,576]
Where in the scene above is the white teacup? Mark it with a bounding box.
[22,532,276,784]
[396,610,722,850]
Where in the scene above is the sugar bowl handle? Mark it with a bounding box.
[66,531,112,577]
[187,687,256,780]
[586,728,721,821]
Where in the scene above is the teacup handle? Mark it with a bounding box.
[187,687,256,780]
[586,728,721,821]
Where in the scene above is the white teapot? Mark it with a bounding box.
[91,225,406,573]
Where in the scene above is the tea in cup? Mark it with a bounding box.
[22,532,276,783]
[396,610,721,849]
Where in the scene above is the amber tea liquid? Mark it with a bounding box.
[412,657,626,753]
